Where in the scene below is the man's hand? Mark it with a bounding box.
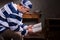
[27,25,33,33]
[27,25,33,29]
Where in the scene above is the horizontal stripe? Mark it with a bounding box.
[23,25,28,29]
[0,20,9,27]
[0,27,6,31]
[0,15,6,19]
[4,3,20,14]
[0,24,9,29]
[23,0,27,4]
[0,9,6,19]
[21,30,26,35]
[8,2,18,14]
[0,7,9,18]
[0,27,6,32]
[9,14,22,21]
[21,24,26,28]
[7,18,23,26]
[9,25,18,31]
[7,18,20,24]
[3,11,9,18]
[0,27,3,29]
[24,30,28,36]
[4,4,12,14]
[12,4,17,10]
[28,4,32,9]
[0,16,7,22]
[0,7,5,12]
[8,22,17,26]
[14,25,20,31]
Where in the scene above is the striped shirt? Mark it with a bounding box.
[0,2,28,36]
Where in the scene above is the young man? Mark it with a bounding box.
[0,0,33,40]
[0,0,42,40]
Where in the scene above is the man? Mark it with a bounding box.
[0,0,33,40]
[0,0,42,40]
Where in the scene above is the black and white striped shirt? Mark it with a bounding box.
[0,2,28,35]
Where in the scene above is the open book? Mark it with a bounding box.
[32,22,42,33]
